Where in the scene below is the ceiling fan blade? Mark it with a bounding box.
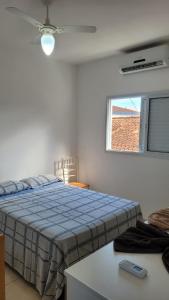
[6,7,43,28]
[61,25,97,33]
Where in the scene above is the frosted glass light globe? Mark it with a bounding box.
[41,34,55,56]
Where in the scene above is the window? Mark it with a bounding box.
[106,95,169,155]
[148,97,169,153]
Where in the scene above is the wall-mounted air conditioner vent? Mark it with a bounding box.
[121,60,165,74]
[119,45,169,75]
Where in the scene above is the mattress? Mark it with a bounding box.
[0,182,142,299]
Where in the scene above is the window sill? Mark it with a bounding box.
[106,149,143,155]
[106,149,169,160]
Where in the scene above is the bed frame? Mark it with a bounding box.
[0,234,5,300]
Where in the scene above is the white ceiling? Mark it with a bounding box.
[1,0,169,63]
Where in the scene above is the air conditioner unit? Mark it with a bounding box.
[119,45,169,75]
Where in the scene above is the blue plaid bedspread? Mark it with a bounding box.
[0,182,142,299]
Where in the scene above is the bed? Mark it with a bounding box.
[0,181,142,299]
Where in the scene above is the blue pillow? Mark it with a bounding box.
[20,174,62,188]
[0,180,29,196]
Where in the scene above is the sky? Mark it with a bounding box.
[111,97,141,112]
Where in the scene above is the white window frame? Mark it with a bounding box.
[106,92,169,159]
[106,95,148,154]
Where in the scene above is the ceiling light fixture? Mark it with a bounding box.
[41,33,55,56]
[6,1,96,58]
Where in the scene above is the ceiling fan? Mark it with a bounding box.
[6,0,97,56]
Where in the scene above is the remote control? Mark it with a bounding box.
[119,260,148,279]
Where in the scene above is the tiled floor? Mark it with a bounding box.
[5,266,41,300]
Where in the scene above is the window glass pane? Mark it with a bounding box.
[148,97,169,153]
[111,97,142,152]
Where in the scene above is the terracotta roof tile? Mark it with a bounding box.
[112,106,138,113]
[112,116,140,152]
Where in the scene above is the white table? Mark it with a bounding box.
[65,242,169,300]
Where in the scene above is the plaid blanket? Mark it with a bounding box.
[0,182,142,299]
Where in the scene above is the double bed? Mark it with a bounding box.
[0,180,142,299]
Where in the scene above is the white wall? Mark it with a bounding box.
[77,55,169,217]
[0,46,77,181]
